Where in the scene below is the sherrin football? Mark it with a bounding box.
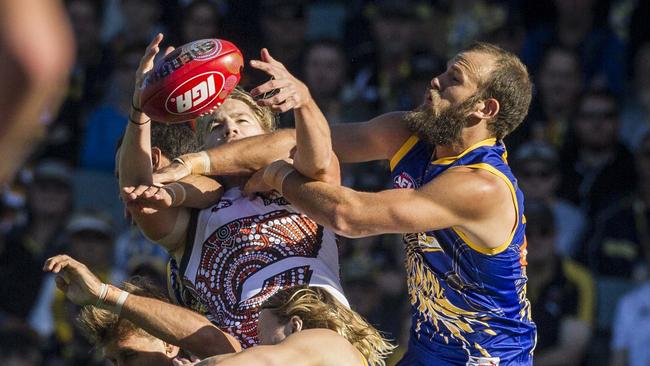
[141,38,243,123]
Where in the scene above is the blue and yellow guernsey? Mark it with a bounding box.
[391,136,536,366]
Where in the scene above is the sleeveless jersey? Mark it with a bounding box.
[390,136,536,366]
[167,187,348,348]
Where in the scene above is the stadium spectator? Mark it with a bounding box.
[512,141,586,257]
[179,0,222,45]
[303,39,372,123]
[584,130,650,280]
[620,42,650,150]
[511,46,584,151]
[28,211,116,364]
[0,160,73,322]
[0,324,43,366]
[558,89,636,216]
[40,0,108,165]
[111,0,165,50]
[609,278,650,366]
[525,200,594,366]
[80,44,145,172]
[521,0,626,95]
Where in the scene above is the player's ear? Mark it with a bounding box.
[289,315,303,334]
[470,98,499,120]
[151,147,163,170]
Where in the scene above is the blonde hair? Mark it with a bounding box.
[262,286,396,366]
[196,87,277,144]
[77,277,168,347]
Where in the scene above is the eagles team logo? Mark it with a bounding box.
[394,172,415,189]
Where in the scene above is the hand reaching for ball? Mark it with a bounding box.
[249,48,313,113]
[132,33,175,111]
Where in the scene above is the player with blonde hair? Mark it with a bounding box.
[186,286,394,366]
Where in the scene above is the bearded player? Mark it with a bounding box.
[159,42,536,365]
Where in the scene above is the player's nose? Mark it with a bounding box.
[222,119,239,137]
[430,77,441,91]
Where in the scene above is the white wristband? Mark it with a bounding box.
[175,151,212,176]
[114,290,130,317]
[96,283,109,307]
[198,151,211,175]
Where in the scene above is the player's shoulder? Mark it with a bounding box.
[284,329,364,366]
[284,329,355,352]
[440,166,509,197]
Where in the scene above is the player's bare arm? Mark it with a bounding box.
[118,34,190,255]
[154,112,411,184]
[263,161,515,247]
[43,255,241,358]
[330,111,412,163]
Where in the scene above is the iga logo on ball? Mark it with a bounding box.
[141,38,244,124]
[166,72,225,115]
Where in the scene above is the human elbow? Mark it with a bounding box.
[183,326,241,358]
[293,154,332,182]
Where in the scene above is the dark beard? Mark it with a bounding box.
[405,94,480,147]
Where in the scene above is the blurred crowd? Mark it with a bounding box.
[2,0,650,365]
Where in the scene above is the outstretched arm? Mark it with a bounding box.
[154,115,411,185]
[118,34,190,253]
[262,162,515,248]
[43,255,241,358]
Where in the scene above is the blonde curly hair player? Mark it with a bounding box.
[191,286,395,366]
[260,286,395,366]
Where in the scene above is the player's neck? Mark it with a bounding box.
[435,126,494,159]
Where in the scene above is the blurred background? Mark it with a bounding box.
[2,0,650,365]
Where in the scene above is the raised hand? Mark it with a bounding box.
[43,255,104,306]
[249,48,312,113]
[132,33,175,110]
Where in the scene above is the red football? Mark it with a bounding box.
[141,38,244,123]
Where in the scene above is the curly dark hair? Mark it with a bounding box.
[150,122,200,160]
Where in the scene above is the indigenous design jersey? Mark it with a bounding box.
[167,187,347,348]
[390,136,536,366]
